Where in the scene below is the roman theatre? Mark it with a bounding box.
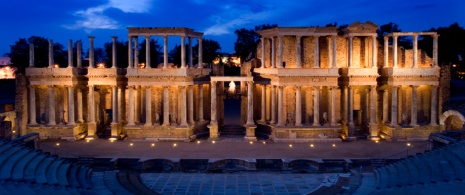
[19,21,448,142]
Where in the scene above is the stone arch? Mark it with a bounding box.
[440,110,465,130]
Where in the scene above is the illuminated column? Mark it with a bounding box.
[246,81,254,125]
[296,36,302,68]
[261,37,265,69]
[180,86,188,127]
[67,86,75,125]
[48,39,54,68]
[128,36,133,68]
[390,86,398,126]
[135,86,141,123]
[189,37,193,68]
[127,86,135,125]
[88,36,95,68]
[347,36,353,68]
[332,35,337,68]
[433,34,439,67]
[277,86,284,126]
[348,86,354,127]
[210,81,218,124]
[271,37,276,68]
[342,86,348,124]
[261,84,266,122]
[162,86,170,126]
[295,86,302,126]
[145,36,151,68]
[270,85,276,124]
[163,35,168,69]
[430,85,438,125]
[118,86,123,122]
[181,36,186,68]
[384,36,388,68]
[111,85,118,123]
[134,36,139,68]
[198,38,203,68]
[314,36,320,68]
[188,85,194,124]
[198,84,204,121]
[144,86,152,126]
[326,36,331,68]
[330,87,337,126]
[77,88,83,123]
[372,36,377,68]
[68,39,73,68]
[77,41,82,68]
[413,34,418,68]
[88,85,95,123]
[313,87,320,126]
[48,85,56,125]
[370,86,377,125]
[383,89,389,123]
[28,86,37,125]
[393,35,398,68]
[278,36,283,68]
[29,43,34,67]
[111,36,117,68]
[410,85,418,126]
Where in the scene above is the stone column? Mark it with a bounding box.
[163,35,168,69]
[271,37,276,68]
[48,85,56,125]
[188,85,194,124]
[135,86,141,123]
[128,36,133,68]
[384,36,388,68]
[410,85,418,126]
[326,36,331,68]
[296,36,302,68]
[332,35,337,68]
[277,86,284,126]
[393,35,398,68]
[261,37,265,69]
[127,86,135,125]
[77,41,82,68]
[111,36,117,68]
[198,38,203,68]
[145,36,151,68]
[67,86,75,125]
[180,86,188,127]
[278,36,283,68]
[134,36,139,68]
[111,85,118,123]
[188,37,193,68]
[210,81,218,124]
[88,85,95,123]
[261,84,266,122]
[270,85,276,124]
[144,86,152,126]
[198,84,204,121]
[313,87,320,126]
[347,36,353,68]
[162,86,170,126]
[118,86,123,122]
[48,40,54,68]
[77,88,83,123]
[246,81,254,125]
[68,39,73,68]
[181,36,186,68]
[370,86,377,125]
[88,36,95,68]
[295,86,302,126]
[348,86,354,127]
[390,86,398,126]
[372,36,377,68]
[342,86,348,124]
[314,36,320,68]
[433,34,438,67]
[330,87,337,126]
[430,85,438,125]
[29,43,35,67]
[413,34,418,68]
[28,86,37,125]
[383,89,389,123]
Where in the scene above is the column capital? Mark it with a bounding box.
[391,85,399,90]
[65,85,74,88]
[111,36,117,40]
[247,81,254,85]
[144,85,151,89]
[410,85,419,89]
[278,86,284,89]
[179,85,186,89]
[163,35,168,39]
[383,36,389,41]
[432,34,440,39]
[47,85,55,88]
[88,36,95,40]
[163,85,169,89]
[145,35,150,39]
[412,34,418,39]
[127,85,135,90]
[295,85,301,90]
[211,80,217,85]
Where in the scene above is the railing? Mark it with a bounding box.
[384,143,430,159]
[37,142,80,158]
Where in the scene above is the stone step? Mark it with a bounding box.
[11,150,39,180]
[67,163,80,187]
[35,157,54,184]
[57,162,71,186]
[0,146,21,168]
[90,172,114,195]
[103,170,132,194]
[24,154,47,181]
[77,165,92,188]
[0,143,14,154]
[0,148,29,180]
[46,158,63,185]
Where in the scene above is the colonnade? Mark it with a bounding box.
[384,33,439,68]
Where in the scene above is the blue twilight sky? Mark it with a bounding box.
[1,0,464,56]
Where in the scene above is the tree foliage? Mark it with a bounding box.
[103,39,130,68]
[138,38,162,68]
[234,24,277,63]
[170,39,221,67]
[376,22,411,48]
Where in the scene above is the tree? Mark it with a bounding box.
[7,36,66,73]
[103,39,130,68]
[234,24,277,63]
[194,39,221,65]
[376,22,411,48]
[138,38,161,68]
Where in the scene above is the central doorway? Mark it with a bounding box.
[221,81,244,137]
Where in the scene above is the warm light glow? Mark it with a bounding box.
[56,143,60,146]
[375,140,379,143]
[109,138,117,142]
[262,141,266,144]
[228,81,236,94]
[212,140,216,144]
[12,130,15,133]
[139,63,145,68]
[249,141,253,144]
[332,144,336,147]
[407,143,411,147]
[197,141,201,144]
[289,144,293,148]
[129,143,134,146]
[97,63,105,68]
[54,64,59,68]
[86,139,90,143]
[151,143,155,147]
[310,144,314,148]
[173,143,177,147]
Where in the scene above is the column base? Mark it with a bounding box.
[208,123,219,140]
[111,122,119,138]
[345,136,357,141]
[87,122,97,138]
[244,136,257,141]
[178,122,189,128]
[369,136,381,141]
[244,124,257,140]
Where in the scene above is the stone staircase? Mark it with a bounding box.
[220,125,245,137]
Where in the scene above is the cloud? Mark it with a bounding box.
[64,0,153,32]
